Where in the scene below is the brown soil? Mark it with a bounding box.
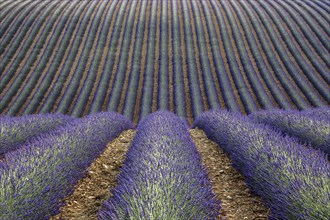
[177,1,194,125]
[82,1,122,116]
[18,1,74,115]
[167,0,175,113]
[186,0,210,113]
[132,0,152,125]
[66,0,112,115]
[117,1,142,115]
[196,0,226,109]
[229,1,295,109]
[151,0,161,113]
[51,129,135,220]
[224,1,278,108]
[0,1,53,99]
[53,128,270,220]
[35,1,91,113]
[101,1,131,112]
[52,1,102,113]
[206,0,246,114]
[190,128,269,220]
[216,1,261,111]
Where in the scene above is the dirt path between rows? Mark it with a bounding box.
[52,128,269,220]
[51,130,135,220]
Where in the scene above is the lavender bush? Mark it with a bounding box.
[194,110,330,220]
[0,113,75,156]
[99,111,220,220]
[249,108,330,156]
[0,112,133,219]
[301,107,330,121]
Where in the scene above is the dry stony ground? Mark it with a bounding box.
[52,129,269,220]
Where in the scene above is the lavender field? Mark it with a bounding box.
[0,0,329,219]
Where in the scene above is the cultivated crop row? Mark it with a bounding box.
[99,111,220,219]
[1,0,328,124]
[0,112,133,219]
[0,108,329,219]
[194,109,330,219]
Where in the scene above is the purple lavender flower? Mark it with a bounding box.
[0,112,133,219]
[249,108,330,156]
[0,113,75,156]
[99,111,220,219]
[194,110,330,220]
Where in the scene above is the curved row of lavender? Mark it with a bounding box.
[249,107,330,156]
[300,107,330,122]
[0,114,75,156]
[99,111,220,219]
[193,110,330,220]
[0,112,133,220]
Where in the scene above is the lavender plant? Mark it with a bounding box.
[0,113,75,156]
[99,111,220,220]
[0,112,133,219]
[301,107,330,121]
[194,110,330,220]
[249,108,330,155]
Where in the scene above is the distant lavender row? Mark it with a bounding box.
[0,113,75,156]
[194,110,330,220]
[99,111,220,219]
[0,112,133,219]
[249,107,330,155]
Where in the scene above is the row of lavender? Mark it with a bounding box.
[1,0,329,123]
[99,111,220,219]
[194,108,330,219]
[0,112,133,219]
[0,107,329,219]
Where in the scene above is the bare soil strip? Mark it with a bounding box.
[52,128,270,220]
[101,2,131,112]
[52,1,102,113]
[190,128,269,220]
[35,1,91,113]
[132,0,152,125]
[66,0,112,115]
[82,1,121,116]
[230,1,295,109]
[0,1,53,98]
[167,0,175,113]
[196,0,226,109]
[206,0,246,114]
[18,1,74,115]
[51,130,135,220]
[177,1,194,125]
[225,1,278,108]
[216,1,261,110]
[151,1,161,113]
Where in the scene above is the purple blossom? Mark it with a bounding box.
[99,111,220,219]
[249,107,330,156]
[0,112,133,219]
[193,110,330,220]
[0,113,75,156]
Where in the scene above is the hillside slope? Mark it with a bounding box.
[0,0,329,124]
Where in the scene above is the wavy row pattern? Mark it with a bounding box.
[0,0,329,124]
[99,111,220,219]
[193,110,330,219]
[0,112,133,219]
